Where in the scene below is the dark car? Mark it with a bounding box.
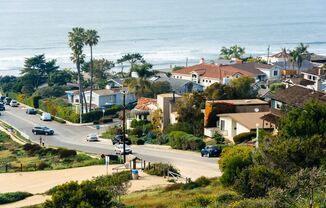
[26,108,37,115]
[112,135,131,145]
[4,97,12,105]
[0,96,6,102]
[32,126,54,135]
[0,103,5,111]
[201,145,223,157]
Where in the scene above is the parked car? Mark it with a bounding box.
[0,96,6,102]
[112,134,131,145]
[32,126,54,135]
[86,133,99,142]
[40,112,52,121]
[10,100,18,107]
[4,97,12,105]
[201,145,223,157]
[115,144,132,155]
[0,103,5,111]
[26,108,37,115]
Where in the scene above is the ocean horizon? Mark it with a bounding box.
[1,0,326,76]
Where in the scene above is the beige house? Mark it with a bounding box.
[128,93,181,131]
[215,112,275,142]
[157,93,181,130]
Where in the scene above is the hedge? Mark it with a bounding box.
[0,192,33,205]
[168,131,206,151]
[233,132,256,144]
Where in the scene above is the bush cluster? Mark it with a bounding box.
[0,192,32,205]
[144,163,179,176]
[168,131,205,151]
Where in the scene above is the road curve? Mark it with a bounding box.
[0,105,220,179]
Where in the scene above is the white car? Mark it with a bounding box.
[40,112,52,121]
[86,133,99,142]
[115,144,132,155]
[10,100,18,107]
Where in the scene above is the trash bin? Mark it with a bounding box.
[132,169,139,180]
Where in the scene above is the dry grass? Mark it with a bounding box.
[122,179,235,208]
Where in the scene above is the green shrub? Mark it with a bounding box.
[192,195,213,207]
[0,192,32,205]
[229,198,274,208]
[195,176,211,187]
[136,138,145,145]
[58,149,77,158]
[38,161,50,170]
[168,131,205,151]
[234,165,284,198]
[218,146,253,186]
[181,181,200,190]
[23,143,42,155]
[157,134,169,145]
[130,119,150,128]
[145,163,179,176]
[216,192,241,204]
[233,132,256,144]
[99,117,113,124]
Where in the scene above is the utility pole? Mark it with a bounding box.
[267,45,270,64]
[186,57,188,68]
[121,90,127,163]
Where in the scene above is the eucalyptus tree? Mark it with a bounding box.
[68,27,86,122]
[84,29,100,111]
[117,53,146,77]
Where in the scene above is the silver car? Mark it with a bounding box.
[86,133,99,142]
[115,144,132,155]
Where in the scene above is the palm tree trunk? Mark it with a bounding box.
[83,91,88,113]
[77,59,83,123]
[121,63,124,78]
[89,46,93,111]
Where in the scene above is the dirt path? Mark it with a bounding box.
[0,165,170,208]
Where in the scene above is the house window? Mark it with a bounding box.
[275,101,283,110]
[209,80,211,83]
[313,76,317,81]
[273,70,278,76]
[308,75,312,80]
[220,120,225,131]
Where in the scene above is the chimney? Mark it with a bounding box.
[318,68,323,76]
[200,58,205,64]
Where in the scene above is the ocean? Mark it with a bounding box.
[0,0,326,75]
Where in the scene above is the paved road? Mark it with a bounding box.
[0,105,220,179]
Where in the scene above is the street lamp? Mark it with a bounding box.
[121,90,127,163]
[255,123,259,148]
[102,108,105,120]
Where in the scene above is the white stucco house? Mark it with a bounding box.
[66,88,136,109]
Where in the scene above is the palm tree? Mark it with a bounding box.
[124,63,154,98]
[84,29,100,111]
[296,43,309,72]
[68,27,86,123]
[219,45,245,60]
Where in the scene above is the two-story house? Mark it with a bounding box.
[261,85,326,127]
[203,99,272,141]
[172,60,272,89]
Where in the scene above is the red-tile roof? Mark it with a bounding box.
[134,97,157,111]
[172,63,266,79]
